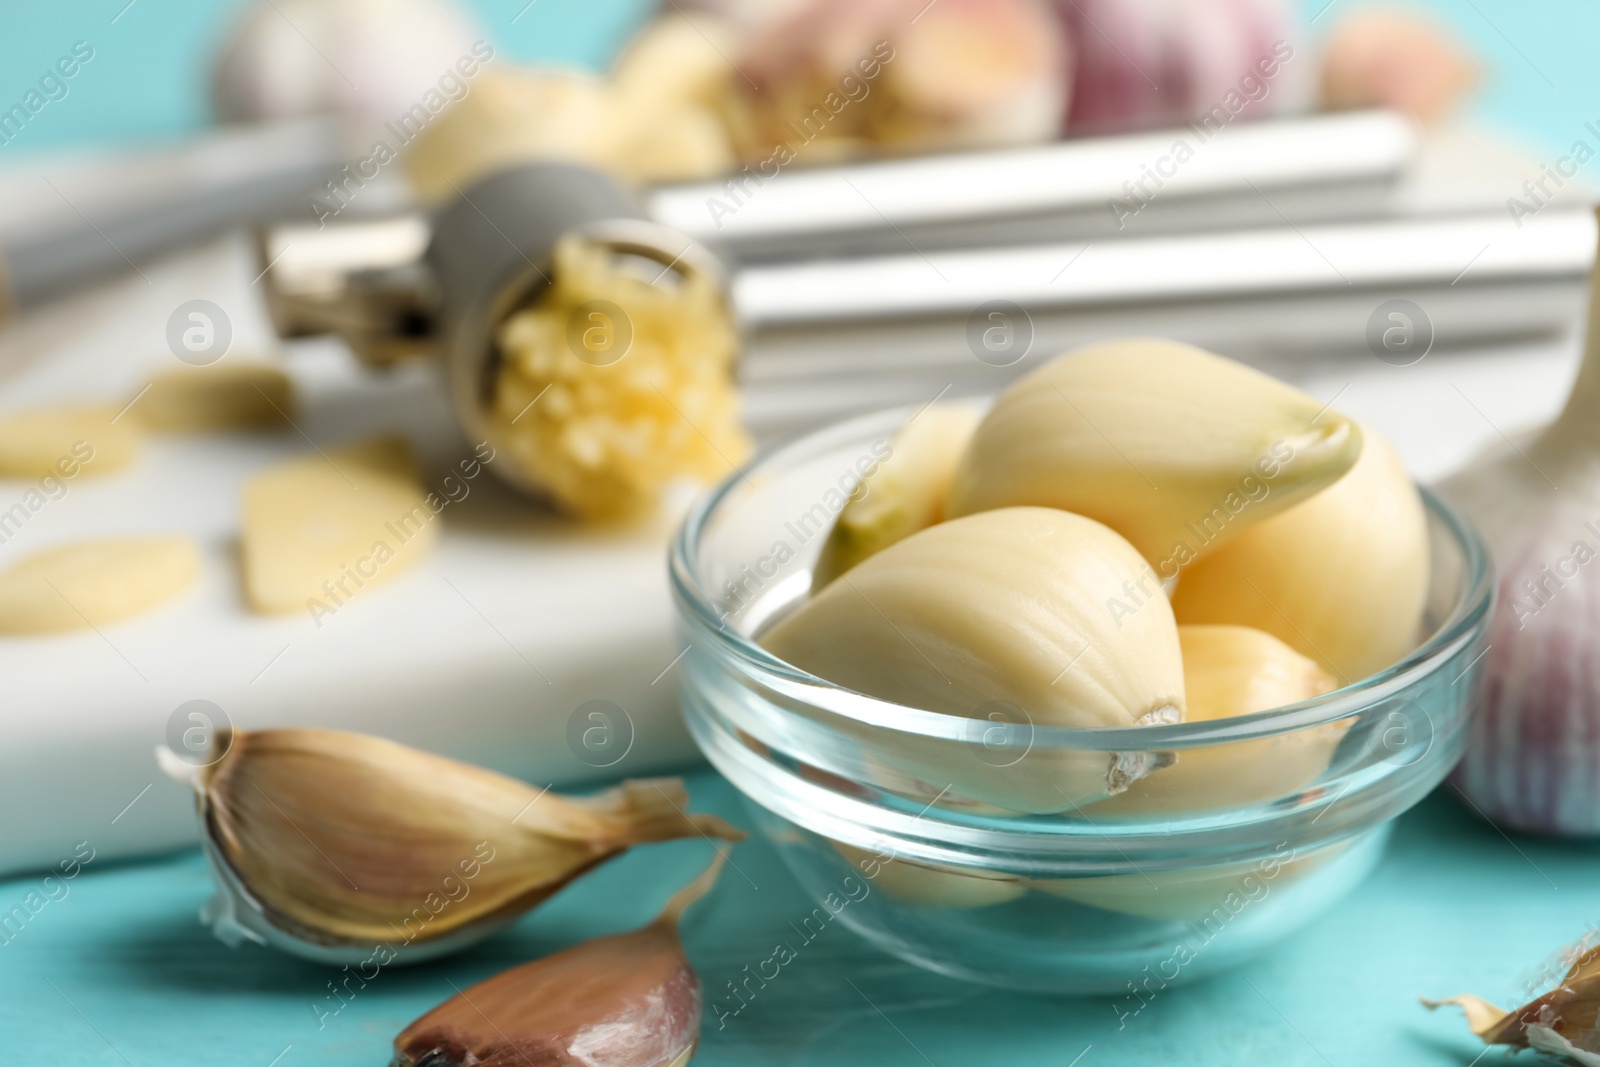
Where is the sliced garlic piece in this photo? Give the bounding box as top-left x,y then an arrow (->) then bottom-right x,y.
1173,424 -> 1428,682
813,404 -> 980,588
240,437 -> 438,614
135,362 -> 294,432
0,403 -> 139,478
1089,625 -> 1342,815
833,841 -> 1024,909
189,728 -> 742,954
947,340 -> 1362,569
761,506 -> 1185,812
0,537 -> 198,635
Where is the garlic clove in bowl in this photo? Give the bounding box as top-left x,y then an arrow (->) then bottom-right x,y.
811,403 -> 981,589
1088,624 -> 1343,816
1173,423 -> 1430,683
761,506 -> 1186,813
946,339 -> 1363,570
159,728 -> 742,964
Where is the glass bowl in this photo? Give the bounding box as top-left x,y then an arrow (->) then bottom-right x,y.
669,404 -> 1492,993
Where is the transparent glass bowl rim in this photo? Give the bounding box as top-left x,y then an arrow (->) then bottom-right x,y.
670,403 -> 1495,754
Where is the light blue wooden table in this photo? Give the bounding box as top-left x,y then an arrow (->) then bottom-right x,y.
3,1 -> 1598,1064
1,770 -> 1595,1066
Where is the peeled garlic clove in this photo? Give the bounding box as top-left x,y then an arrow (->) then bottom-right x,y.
1090,625 -> 1341,815
1029,840 -> 1344,922
0,537 -> 199,635
492,235 -> 747,521
833,841 -> 1024,909
393,853 -> 725,1067
240,436 -> 438,614
812,404 -> 980,588
762,506 -> 1185,811
947,340 -> 1362,570
135,362 -> 293,432
169,727 -> 741,961
0,403 -> 139,478
1173,424 -> 1428,683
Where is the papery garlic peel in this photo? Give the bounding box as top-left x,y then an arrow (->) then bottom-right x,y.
947,339 -> 1362,573
812,404 -> 980,589
393,852 -> 726,1067
192,728 -> 742,948
1174,423 -> 1429,684
492,234 -> 747,521
1090,624 -> 1341,815
1425,941 -> 1600,1063
1437,211 -> 1600,835
761,506 -> 1185,812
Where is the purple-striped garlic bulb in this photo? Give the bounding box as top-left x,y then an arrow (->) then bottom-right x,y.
1436,208 -> 1600,835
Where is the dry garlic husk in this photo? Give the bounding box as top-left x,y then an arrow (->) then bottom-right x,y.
168,728 -> 741,961
394,853 -> 725,1067
761,506 -> 1185,813
1174,424 -> 1429,683
1436,208 -> 1600,835
833,841 -> 1024,909
492,235 -> 748,521
812,404 -> 980,589
947,340 -> 1362,569
1426,941 -> 1600,1065
1089,625 -> 1342,815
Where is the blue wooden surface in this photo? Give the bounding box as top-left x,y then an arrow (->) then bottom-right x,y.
2,769 -> 1596,1066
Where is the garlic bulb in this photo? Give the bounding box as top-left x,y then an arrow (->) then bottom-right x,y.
1173,423 -> 1429,683
168,728 -> 741,958
394,853 -> 725,1067
1437,216 -> 1600,835
1320,7 -> 1477,125
722,0 -> 1067,161
1090,625 -> 1340,815
812,404 -> 980,588
947,340 -> 1363,571
211,0 -> 482,136
761,506 -> 1185,812
1050,0 -> 1296,135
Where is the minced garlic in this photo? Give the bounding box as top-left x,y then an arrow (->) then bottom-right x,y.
492,235 -> 746,521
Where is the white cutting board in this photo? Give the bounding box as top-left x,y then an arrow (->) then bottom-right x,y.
0,233 -> 703,877
0,226 -> 1587,877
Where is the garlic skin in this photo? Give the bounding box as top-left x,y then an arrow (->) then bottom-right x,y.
394,854 -> 724,1067
1173,423 -> 1429,684
1090,625 -> 1340,815
1320,7 -> 1477,125
947,340 -> 1363,571
761,506 -> 1185,812
812,404 -> 980,589
211,0 -> 482,136
1434,208 -> 1600,837
177,728 -> 741,956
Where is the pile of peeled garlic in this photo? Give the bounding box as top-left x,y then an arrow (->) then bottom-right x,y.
763,339 -> 1431,822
